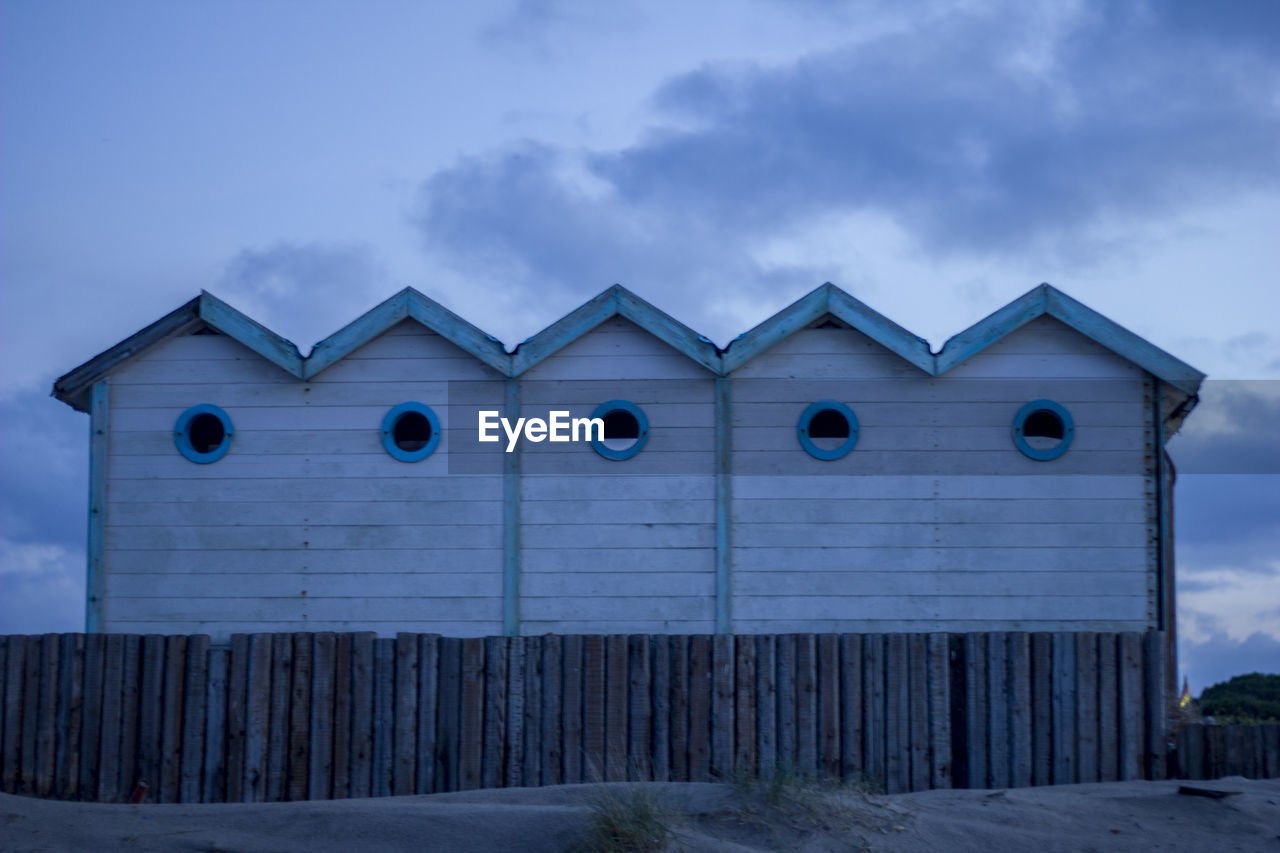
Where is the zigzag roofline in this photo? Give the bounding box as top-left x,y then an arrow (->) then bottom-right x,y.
53,282 -> 1205,422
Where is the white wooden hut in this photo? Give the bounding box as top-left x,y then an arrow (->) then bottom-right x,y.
53,283 -> 1203,645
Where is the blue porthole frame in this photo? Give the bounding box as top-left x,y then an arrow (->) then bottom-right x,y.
1012,399 -> 1075,461
381,402 -> 442,462
174,404 -> 234,464
797,400 -> 860,461
590,399 -> 649,461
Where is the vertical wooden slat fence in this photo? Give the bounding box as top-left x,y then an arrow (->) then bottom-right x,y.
0,630 -> 1273,804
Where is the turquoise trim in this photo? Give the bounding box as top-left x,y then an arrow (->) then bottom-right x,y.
86,379 -> 108,632
590,399 -> 649,461
381,402 -> 442,462
503,378 -> 521,636
935,283 -> 1205,398
797,400 -> 860,461
306,288 -> 511,379
1011,399 -> 1074,461
175,404 -> 234,463
722,283 -> 934,375
714,377 -> 733,633
512,284 -> 721,376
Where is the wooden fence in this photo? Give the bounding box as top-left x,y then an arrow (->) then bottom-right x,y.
1174,723 -> 1280,781
0,630 -> 1210,804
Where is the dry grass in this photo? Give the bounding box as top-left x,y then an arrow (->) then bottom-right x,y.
566,787 -> 674,853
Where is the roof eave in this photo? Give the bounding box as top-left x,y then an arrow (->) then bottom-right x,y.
512,285 -> 721,376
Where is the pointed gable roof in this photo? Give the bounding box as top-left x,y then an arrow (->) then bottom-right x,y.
53,291 -> 305,412
303,287 -> 511,379
511,284 -> 721,376
721,283 -> 935,374
935,283 -> 1206,396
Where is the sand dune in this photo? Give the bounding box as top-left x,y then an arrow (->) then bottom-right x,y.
3,777 -> 1277,852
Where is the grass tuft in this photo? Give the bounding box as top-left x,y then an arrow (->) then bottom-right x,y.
567,786 -> 674,853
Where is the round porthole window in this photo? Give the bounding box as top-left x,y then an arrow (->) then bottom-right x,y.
797,400 -> 859,461
590,399 -> 649,461
175,404 -> 233,463
1012,399 -> 1074,461
381,402 -> 441,462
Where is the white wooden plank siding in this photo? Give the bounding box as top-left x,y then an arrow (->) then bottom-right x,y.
730,316 -> 1154,634
519,318 -> 717,634
104,322 -> 505,641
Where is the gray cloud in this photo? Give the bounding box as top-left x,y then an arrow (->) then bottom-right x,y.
217,241 -> 390,351
1180,631 -> 1280,693
415,2 -> 1280,308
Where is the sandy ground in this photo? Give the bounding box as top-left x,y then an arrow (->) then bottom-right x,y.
2,777 -> 1277,852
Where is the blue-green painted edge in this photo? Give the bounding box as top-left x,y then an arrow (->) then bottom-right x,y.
86,379 -> 108,632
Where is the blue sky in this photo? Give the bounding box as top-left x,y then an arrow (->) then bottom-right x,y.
1,0 -> 1276,691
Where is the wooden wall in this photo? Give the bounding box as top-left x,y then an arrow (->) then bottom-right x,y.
0,631 -> 1219,805
105,321 -> 507,639
97,312 -> 1162,639
518,317 -> 717,634
730,316 -> 1155,634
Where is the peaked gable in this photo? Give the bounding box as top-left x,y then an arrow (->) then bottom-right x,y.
935,284 -> 1205,396
511,284 -> 721,376
722,283 -> 934,374
52,291 -> 304,412
303,287 -> 511,379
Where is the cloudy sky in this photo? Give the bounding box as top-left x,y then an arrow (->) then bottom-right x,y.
2,0 -> 1276,691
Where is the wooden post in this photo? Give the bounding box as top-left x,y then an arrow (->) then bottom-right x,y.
628,635 -> 652,781
669,635 -> 689,782
1051,632 -> 1076,785
203,647 -> 228,803
986,632 -> 1008,790
775,633 -> 796,773
649,635 -> 670,783
1143,632 -> 1167,780
35,634 -> 59,798
1096,634 -> 1119,782
417,634 -> 440,794
862,634 -> 885,789
506,637 -> 526,788
371,637 -> 395,796
266,634 -> 292,802
540,635 -> 563,787
964,633 -> 987,789
885,633 -> 909,793
55,634 -> 83,800
734,634 -> 757,779
688,635 -> 712,782
1118,633 -> 1143,781
137,634 -> 165,802
99,634 -> 126,803
907,633 -> 930,792
349,632 -> 375,798
1,635 -> 23,794
1074,633 -> 1099,783
605,634 -> 627,782
119,635 -> 142,800
818,634 -> 840,780
560,635 -> 582,784
394,633 -> 419,796
434,636 -> 460,793
483,636 -> 508,789
243,634 -> 271,802
1030,633 -> 1052,786
756,635 -> 777,776
1006,633 -> 1030,789
458,637 -> 485,790
180,635 -> 209,803
840,634 -> 862,784
310,632 -> 336,800
711,633 -> 735,781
